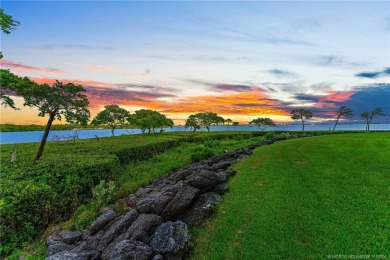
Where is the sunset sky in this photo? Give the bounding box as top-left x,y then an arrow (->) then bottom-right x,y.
1,1 -> 389,125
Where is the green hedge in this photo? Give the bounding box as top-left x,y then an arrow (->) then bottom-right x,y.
0,131 -> 262,255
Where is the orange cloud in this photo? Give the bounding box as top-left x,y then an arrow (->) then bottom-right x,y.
29,77 -> 111,87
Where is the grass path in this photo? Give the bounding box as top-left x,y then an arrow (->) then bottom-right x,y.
192,133 -> 390,259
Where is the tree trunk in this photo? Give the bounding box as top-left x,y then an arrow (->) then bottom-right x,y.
301,118 -> 305,131
207,126 -> 210,132
111,127 -> 115,136
35,113 -> 55,161
333,115 -> 341,131
367,118 -> 372,131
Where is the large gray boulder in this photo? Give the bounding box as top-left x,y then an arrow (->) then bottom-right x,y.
46,242 -> 74,257
59,231 -> 82,245
180,192 -> 222,226
148,221 -> 190,260
46,250 -> 100,260
121,213 -> 163,241
98,209 -> 139,251
183,170 -> 218,189
103,240 -> 153,260
89,209 -> 116,234
136,195 -> 172,215
161,185 -> 199,220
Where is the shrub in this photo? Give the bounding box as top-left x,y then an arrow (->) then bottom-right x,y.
264,131 -> 276,139
190,146 -> 215,162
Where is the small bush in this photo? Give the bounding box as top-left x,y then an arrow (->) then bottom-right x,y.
264,131 -> 276,139
203,138 -> 221,148
190,146 -> 215,162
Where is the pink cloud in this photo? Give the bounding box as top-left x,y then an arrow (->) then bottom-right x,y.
0,59 -> 64,74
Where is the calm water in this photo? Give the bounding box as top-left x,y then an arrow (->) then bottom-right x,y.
1,124 -> 389,145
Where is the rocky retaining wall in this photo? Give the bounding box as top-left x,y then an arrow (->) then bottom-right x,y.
46,139 -> 276,260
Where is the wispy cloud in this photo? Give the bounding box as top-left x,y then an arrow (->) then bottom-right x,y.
37,44 -> 115,51
148,54 -> 251,63
186,79 -> 252,92
135,69 -> 151,77
267,68 -> 299,78
316,55 -> 367,67
355,67 -> 390,79
1,60 -> 64,74
85,65 -> 122,72
292,18 -> 322,32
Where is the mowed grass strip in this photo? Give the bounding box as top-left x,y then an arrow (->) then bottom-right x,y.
192,133 -> 390,259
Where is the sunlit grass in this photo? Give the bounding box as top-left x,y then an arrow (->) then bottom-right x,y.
192,133 -> 390,259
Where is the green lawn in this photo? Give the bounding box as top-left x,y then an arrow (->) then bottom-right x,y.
192,133 -> 390,259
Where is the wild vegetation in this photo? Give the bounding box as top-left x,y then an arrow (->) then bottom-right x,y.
0,131 -> 264,257
192,133 -> 390,259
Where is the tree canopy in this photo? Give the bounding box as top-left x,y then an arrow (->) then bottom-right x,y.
333,105 -> 352,130
291,108 -> 313,131
360,107 -> 385,131
0,8 -> 20,35
184,114 -> 202,133
21,81 -> 90,160
127,109 -> 174,133
0,69 -> 34,109
91,105 -> 130,136
185,112 -> 225,132
250,117 -> 276,131
0,9 -> 22,106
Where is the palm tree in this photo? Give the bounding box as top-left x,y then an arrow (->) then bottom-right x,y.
360,107 -> 385,131
333,106 -> 352,130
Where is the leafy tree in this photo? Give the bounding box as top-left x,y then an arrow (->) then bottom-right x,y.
0,69 -> 33,109
333,105 -> 352,130
360,107 -> 385,131
225,118 -> 233,126
291,108 -> 313,131
91,105 -> 129,136
233,122 -> 239,129
0,8 -> 20,35
195,112 -> 225,132
1,9 -> 22,106
250,117 -> 276,131
127,109 -> 173,133
21,80 -> 90,160
185,114 -> 201,133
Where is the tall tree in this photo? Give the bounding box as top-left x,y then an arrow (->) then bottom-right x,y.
184,114 -> 201,133
360,107 -> 385,131
21,81 -> 90,160
194,112 -> 224,132
250,117 -> 276,131
92,105 -> 129,136
333,105 -> 353,130
232,122 -> 239,129
291,108 -> 313,131
127,109 -> 173,133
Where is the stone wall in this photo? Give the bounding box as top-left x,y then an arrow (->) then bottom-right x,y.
46,139 -> 276,260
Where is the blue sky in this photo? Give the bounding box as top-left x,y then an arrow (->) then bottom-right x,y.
1,1 -> 389,124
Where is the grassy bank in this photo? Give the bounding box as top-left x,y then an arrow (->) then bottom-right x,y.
192,133 -> 390,259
